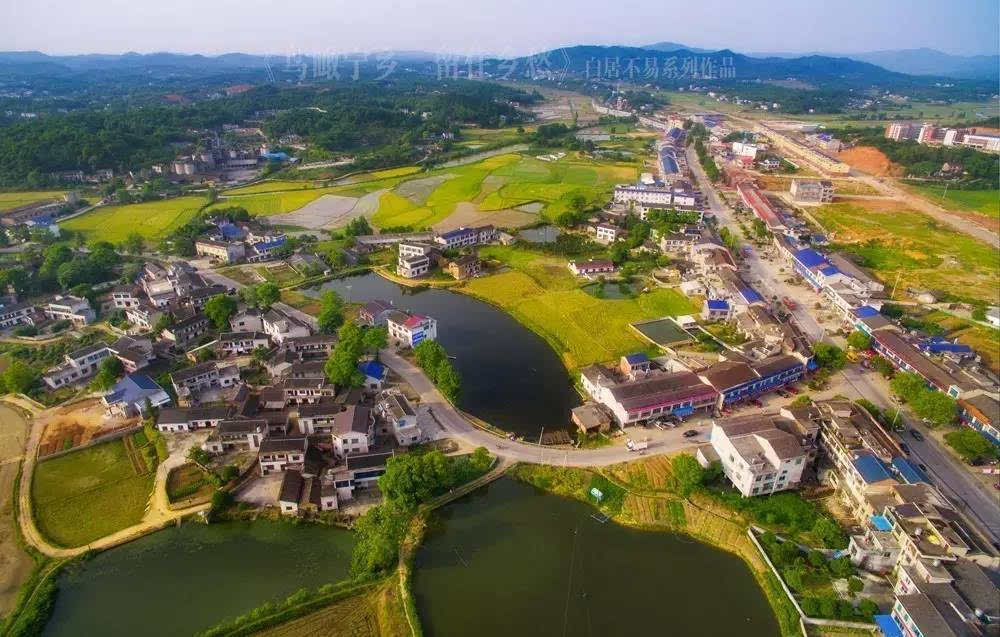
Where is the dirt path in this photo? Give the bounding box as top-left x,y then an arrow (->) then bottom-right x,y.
0,403 -> 32,616
15,400 -> 211,559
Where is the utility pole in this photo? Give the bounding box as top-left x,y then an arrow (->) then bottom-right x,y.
890,271 -> 902,300
538,427 -> 544,462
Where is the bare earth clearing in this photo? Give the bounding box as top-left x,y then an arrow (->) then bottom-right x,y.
266,194 -> 359,229
431,201 -> 539,233
837,146 -> 900,177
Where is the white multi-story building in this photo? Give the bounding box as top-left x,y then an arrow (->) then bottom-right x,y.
331,405 -> 375,457
42,295 -> 96,325
702,415 -> 813,497
397,254 -> 431,278
613,184 -> 673,207
386,311 -> 437,347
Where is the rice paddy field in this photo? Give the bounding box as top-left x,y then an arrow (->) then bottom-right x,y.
0,191 -> 66,211
60,196 -> 206,242
463,246 -> 697,369
811,200 -> 999,303
60,151 -> 638,237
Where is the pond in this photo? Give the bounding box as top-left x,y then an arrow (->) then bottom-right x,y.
412,478 -> 779,637
581,281 -> 635,300
306,272 -> 580,437
44,521 -> 355,637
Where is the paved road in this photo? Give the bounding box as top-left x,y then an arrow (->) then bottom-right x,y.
834,366 -> 1000,543
381,350 -> 704,467
684,143 -> 1000,543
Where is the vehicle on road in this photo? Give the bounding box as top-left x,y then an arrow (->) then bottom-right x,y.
626,438 -> 649,452
782,297 -> 798,310
899,442 -> 911,455
683,430 -> 699,438
909,428 -> 925,442
918,463 -> 928,472
786,386 -> 799,395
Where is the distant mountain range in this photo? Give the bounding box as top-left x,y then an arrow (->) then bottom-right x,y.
644,42 -> 998,80
495,44 -> 909,86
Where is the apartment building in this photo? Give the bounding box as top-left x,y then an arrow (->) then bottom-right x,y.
580,365 -> 719,426
702,414 -> 816,497
331,405 -> 375,457
789,179 -> 834,204
170,361 -> 240,401
195,239 -> 246,264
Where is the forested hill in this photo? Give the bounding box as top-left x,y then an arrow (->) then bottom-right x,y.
0,79 -> 536,188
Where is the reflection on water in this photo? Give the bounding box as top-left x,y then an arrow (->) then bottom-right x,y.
307,272 -> 579,437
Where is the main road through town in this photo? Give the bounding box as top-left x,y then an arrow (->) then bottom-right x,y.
685,143 -> 1000,543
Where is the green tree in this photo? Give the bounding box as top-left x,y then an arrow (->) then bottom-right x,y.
121,232 -> 145,255
316,290 -> 345,334
324,322 -> 364,387
828,556 -> 854,578
913,390 -> 957,426
0,360 -> 40,394
857,599 -> 878,621
845,330 -> 871,350
871,355 -> 896,378
362,327 -> 388,357
255,282 -> 280,309
891,372 -> 927,402
349,502 -> 408,577
944,428 -> 997,463
203,294 -> 237,329
669,454 -> 704,497
812,343 -> 846,370
435,358 -> 462,402
378,450 -> 458,509
91,356 -> 124,391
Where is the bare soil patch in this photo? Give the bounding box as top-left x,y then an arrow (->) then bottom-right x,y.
432,201 -> 539,233
268,194 -> 359,230
838,146 -> 901,177
36,398 -> 137,457
396,175 -> 453,205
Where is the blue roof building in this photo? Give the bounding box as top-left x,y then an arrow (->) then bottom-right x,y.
738,287 -> 764,305
794,248 -> 827,269
917,337 -> 973,356
624,353 -> 649,365
852,453 -> 894,484
102,373 -> 171,417
854,305 -> 880,319
357,361 -> 387,389
707,299 -> 729,311
891,457 -> 928,484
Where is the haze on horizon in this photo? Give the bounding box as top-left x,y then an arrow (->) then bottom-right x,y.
2,0 -> 998,58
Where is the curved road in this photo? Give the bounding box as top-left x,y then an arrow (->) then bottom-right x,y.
380,350 -> 699,467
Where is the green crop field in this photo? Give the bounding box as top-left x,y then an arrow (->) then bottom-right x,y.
0,191 -> 66,212
464,246 -> 697,369
32,439 -> 154,547
812,201 -> 999,303
223,180 -> 330,195
60,196 -> 206,242
905,184 -> 999,219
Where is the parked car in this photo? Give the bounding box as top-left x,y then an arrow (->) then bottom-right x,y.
786,386 -> 799,395
751,398 -> 764,408
899,442 -> 911,455
683,429 -> 699,438
918,463 -> 928,472
909,428 -> 924,442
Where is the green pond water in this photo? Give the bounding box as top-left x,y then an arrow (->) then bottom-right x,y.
412,478 -> 780,637
43,520 -> 355,637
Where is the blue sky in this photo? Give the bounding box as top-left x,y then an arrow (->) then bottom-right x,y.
2,0 -> 997,56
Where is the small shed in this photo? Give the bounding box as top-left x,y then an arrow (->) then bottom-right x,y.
571,403 -> 611,434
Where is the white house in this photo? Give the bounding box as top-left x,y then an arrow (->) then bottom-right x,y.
703,417 -> 811,497
386,311 -> 437,348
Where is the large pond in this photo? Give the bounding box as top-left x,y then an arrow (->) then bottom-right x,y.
412,478 -> 779,637
44,521 -> 355,637
306,272 -> 580,437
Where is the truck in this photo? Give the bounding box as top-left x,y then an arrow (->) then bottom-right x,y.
626,438 -> 649,452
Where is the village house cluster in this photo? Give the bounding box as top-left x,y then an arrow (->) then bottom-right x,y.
393,225 -> 497,280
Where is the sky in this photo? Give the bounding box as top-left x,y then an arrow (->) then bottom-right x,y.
2,0 -> 998,57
